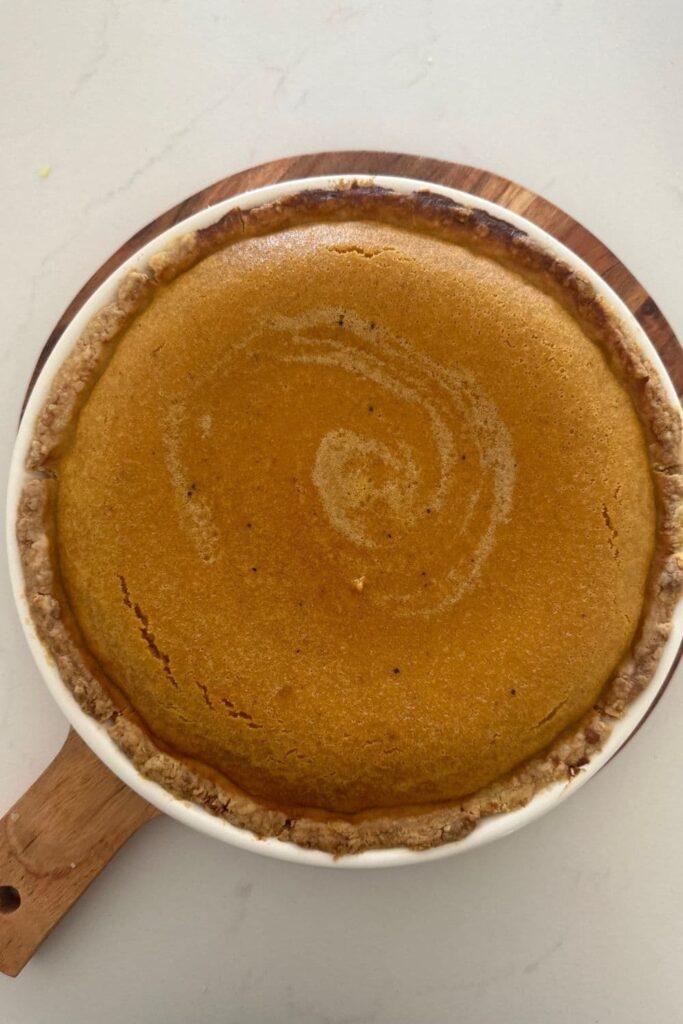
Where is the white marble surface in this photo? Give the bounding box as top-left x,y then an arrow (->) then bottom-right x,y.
1,1 -> 682,1020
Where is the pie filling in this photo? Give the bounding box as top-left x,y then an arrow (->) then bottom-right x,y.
18,190 -> 682,852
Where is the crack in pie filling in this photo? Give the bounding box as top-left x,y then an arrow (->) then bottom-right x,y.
18,188 -> 683,854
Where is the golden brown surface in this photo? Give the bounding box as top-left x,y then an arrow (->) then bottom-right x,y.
54,219 -> 655,815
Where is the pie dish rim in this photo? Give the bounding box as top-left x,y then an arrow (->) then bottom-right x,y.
8,173 -> 683,866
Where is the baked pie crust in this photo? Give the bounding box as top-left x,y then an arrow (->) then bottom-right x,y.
17,186 -> 683,854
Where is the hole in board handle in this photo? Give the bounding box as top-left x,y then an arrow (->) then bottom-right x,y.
0,886 -> 21,914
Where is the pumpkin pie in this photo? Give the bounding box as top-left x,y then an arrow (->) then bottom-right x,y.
17,186 -> 683,854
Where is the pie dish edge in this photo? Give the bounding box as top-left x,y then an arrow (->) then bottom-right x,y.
16,185 -> 683,855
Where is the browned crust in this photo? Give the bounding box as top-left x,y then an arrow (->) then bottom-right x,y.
17,185 -> 683,856
27,269 -> 155,470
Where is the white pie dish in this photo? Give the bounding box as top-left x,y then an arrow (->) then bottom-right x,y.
7,173 -> 683,868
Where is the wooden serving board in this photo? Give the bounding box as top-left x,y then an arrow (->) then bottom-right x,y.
3,151 -> 681,978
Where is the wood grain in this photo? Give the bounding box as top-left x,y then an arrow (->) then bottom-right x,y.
7,151 -> 681,976
0,729 -> 158,976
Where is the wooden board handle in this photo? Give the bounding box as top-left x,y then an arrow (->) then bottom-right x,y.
0,728 -> 159,977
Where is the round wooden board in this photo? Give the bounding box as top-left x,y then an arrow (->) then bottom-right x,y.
26,150 -> 682,402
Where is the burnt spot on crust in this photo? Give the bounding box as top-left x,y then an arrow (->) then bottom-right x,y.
413,188 -> 465,212
467,207 -> 527,244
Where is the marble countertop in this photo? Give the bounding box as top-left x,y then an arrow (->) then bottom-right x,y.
1,1 -> 682,1021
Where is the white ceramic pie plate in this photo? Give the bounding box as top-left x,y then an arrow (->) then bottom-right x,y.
6,174 -> 683,868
